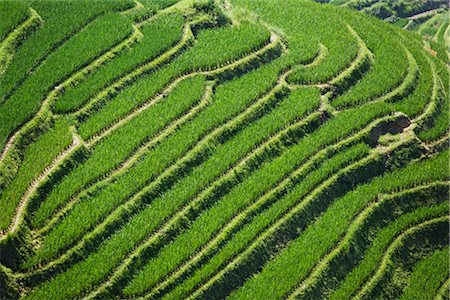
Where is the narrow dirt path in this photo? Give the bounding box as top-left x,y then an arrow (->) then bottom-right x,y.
36,83 -> 214,236
0,25 -> 141,163
286,182 -> 448,299
409,9 -> 440,20
16,33 -> 282,279
354,216 -> 449,300
0,132 -> 82,241
0,8 -> 42,75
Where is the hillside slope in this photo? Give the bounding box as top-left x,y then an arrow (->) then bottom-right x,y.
315,0 -> 449,60
0,0 -> 448,299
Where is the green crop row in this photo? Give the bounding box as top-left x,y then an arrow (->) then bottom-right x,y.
0,12 -> 133,152
0,119 -> 72,231
286,17 -> 359,84
435,279 -> 450,300
124,0 -> 181,23
23,86 -> 321,299
400,248 -> 449,300
332,15 -> 412,108
434,19 -> 449,45
391,35 -> 436,121
29,76 -> 205,231
53,13 -> 184,113
356,216 -> 449,300
164,117 -> 412,299
125,142 -> 370,297
0,0 -> 133,107
97,100 -> 410,299
227,148 -> 449,300
417,13 -> 444,37
0,8 -> 43,76
86,90 -> 323,298
1,0 -> 448,299
27,51 -> 291,267
135,107 -> 421,298
189,133 -> 417,299
331,207 -> 448,299
162,145 -> 370,299
0,1 -> 29,42
76,21 -> 271,139
230,0 -> 354,77
288,182 -> 449,299
417,53 -> 449,141
26,65 -> 287,267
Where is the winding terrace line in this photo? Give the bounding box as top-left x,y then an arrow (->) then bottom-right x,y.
434,278 -> 450,300
71,22 -> 193,120
186,122 -> 417,299
120,0 -> 144,16
0,8 -> 42,75
141,115 -> 366,299
0,24 -> 144,239
353,215 -> 449,300
33,32 -> 281,235
37,69 -> 292,295
85,112 -> 326,299
19,35 -> 284,278
0,7 -> 130,107
362,46 -> 419,108
73,46 -> 333,297
0,129 -> 82,241
35,82 -> 215,237
286,182 -> 449,299
130,35 -> 428,297
329,25 -> 374,88
288,24 -> 373,95
85,32 -> 281,146
0,24 -> 142,163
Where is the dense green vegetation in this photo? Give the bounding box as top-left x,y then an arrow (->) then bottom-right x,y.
0,0 -> 448,299
316,0 -> 449,62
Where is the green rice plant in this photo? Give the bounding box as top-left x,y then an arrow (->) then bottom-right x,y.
392,35 -> 434,118
399,249 -> 449,300
188,133 -> 420,299
23,87 -> 321,299
129,105 -> 419,298
0,1 -> 29,41
0,0 -> 133,102
0,8 -> 43,75
215,150 -> 450,300
29,76 -> 206,230
53,13 -> 184,113
0,0 -> 448,298
356,217 -> 449,300
125,142 -> 369,297
392,18 -> 409,28
0,119 -> 72,231
332,16 -> 412,108
25,65 -> 287,267
435,278 -> 450,300
162,146 -> 370,299
434,19 -> 449,45
417,13 -> 446,38
76,21 -> 271,139
28,58 -> 285,244
416,56 -> 449,141
0,12 -> 133,151
287,24 -> 359,85
124,0 -> 181,22
287,182 -> 449,299
331,205 -> 449,300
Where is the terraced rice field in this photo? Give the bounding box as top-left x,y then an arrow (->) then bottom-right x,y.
0,0 -> 448,299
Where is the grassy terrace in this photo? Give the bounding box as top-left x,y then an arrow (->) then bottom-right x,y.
0,0 -> 448,299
